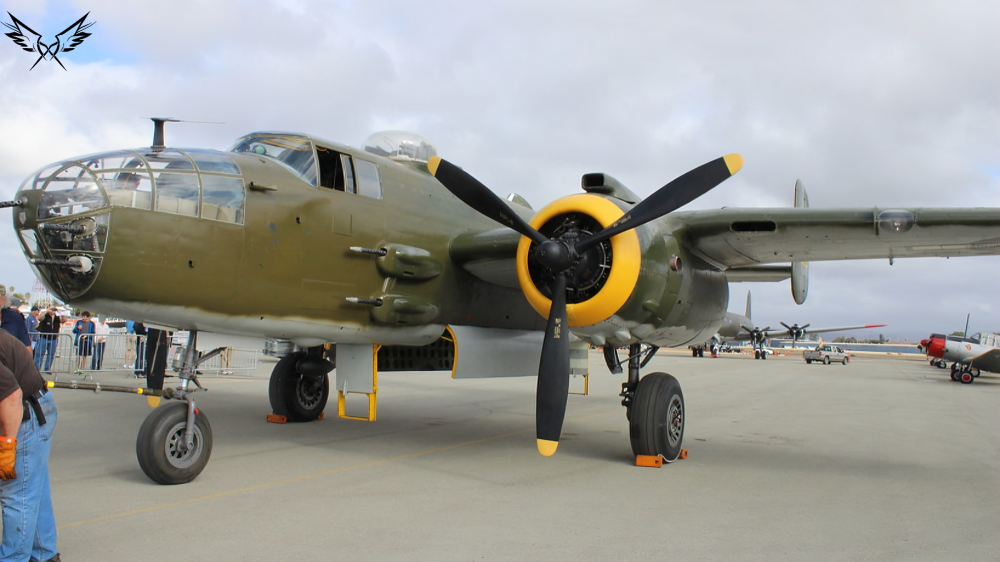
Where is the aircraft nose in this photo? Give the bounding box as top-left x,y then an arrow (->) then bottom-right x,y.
10,158 -> 112,301
926,338 -> 946,359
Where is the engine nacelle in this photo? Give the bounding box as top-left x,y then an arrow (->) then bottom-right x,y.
514,193 -> 727,348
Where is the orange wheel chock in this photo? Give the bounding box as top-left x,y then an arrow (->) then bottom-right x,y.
635,455 -> 663,467
266,414 -> 288,424
636,449 -> 689,467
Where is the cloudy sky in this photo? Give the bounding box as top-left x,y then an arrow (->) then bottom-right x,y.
1,0 -> 997,342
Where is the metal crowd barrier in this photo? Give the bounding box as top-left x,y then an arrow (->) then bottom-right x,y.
32,331 -> 259,378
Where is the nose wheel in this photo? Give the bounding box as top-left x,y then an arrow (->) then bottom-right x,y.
136,400 -> 213,485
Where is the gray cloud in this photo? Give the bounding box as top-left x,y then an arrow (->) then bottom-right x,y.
0,0 -> 996,341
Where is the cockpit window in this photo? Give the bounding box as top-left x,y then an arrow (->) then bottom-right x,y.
230,134 -> 317,186
187,150 -> 241,175
142,149 -> 195,171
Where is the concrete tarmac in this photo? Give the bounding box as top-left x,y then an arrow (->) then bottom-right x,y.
40,350 -> 1000,561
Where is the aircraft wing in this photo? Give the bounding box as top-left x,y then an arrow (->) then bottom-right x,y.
668,207 -> 1000,269
762,324 -> 886,338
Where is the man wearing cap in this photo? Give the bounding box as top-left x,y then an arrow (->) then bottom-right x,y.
25,307 -> 40,349
0,286 -> 30,352
0,328 -> 59,562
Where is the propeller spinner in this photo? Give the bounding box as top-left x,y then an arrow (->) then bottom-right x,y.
428,153 -> 742,456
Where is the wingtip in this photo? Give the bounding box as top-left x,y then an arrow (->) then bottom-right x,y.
537,439 -> 559,457
723,153 -> 744,175
427,156 -> 441,176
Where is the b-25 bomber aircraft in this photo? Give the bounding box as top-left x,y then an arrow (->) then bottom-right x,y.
5,124 -> 1000,485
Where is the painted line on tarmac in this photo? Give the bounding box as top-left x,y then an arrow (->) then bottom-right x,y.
58,408 -> 625,530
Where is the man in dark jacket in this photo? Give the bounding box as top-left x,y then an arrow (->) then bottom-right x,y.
34,307 -> 62,373
0,286 -> 30,351
0,328 -> 59,562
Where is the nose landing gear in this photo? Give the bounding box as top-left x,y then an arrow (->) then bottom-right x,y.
135,331 -> 224,485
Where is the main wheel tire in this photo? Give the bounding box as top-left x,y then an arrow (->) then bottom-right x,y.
823,356 -> 831,365
960,370 -> 975,384
761,350 -> 768,360
754,350 -> 760,360
950,370 -> 960,381
629,372 -> 684,461
136,402 -> 212,485
269,352 -> 330,422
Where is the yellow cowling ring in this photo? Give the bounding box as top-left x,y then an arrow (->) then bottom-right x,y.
516,194 -> 641,327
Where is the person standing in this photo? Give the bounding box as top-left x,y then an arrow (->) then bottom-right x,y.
25,307 -> 39,349
132,322 -> 147,378
0,328 -> 60,562
90,318 -> 109,371
124,320 -> 137,369
144,328 -> 171,391
0,287 -> 30,352
71,312 -> 95,375
34,308 -> 61,374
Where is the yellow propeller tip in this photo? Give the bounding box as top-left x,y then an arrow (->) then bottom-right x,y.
427,156 -> 441,176
537,439 -> 559,457
723,153 -> 743,175
146,396 -> 161,408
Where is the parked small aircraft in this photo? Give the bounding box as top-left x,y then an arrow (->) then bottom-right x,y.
5,123 -> 1000,484
693,291 -> 885,359
919,333 -> 1000,383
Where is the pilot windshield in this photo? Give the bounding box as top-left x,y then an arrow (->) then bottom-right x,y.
230,134 -> 317,186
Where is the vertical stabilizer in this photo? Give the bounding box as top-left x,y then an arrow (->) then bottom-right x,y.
791,180 -> 809,305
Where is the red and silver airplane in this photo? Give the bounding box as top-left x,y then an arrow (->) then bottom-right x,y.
919,333 -> 1000,384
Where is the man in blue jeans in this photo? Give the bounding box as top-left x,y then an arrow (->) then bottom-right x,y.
33,308 -> 60,374
0,328 -> 59,562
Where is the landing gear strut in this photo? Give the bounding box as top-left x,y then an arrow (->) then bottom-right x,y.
136,331 -> 219,485
613,343 -> 685,461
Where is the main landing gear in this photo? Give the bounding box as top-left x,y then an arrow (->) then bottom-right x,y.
608,344 -> 685,461
949,362 -> 979,384
268,348 -> 334,422
136,331 -> 221,485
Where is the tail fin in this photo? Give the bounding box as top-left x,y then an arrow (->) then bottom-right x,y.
791,180 -> 809,305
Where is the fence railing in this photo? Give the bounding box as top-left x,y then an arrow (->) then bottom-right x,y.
31,332 -> 259,377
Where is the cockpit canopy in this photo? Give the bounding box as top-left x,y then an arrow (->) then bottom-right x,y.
362,131 -> 437,163
230,133 -> 319,186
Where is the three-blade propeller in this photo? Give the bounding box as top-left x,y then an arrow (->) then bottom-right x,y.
428,153 -> 742,455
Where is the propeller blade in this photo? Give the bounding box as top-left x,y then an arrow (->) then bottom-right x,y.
428,156 -> 547,245
780,321 -> 791,330
577,154 -> 743,252
536,273 -> 570,456
801,324 -> 811,331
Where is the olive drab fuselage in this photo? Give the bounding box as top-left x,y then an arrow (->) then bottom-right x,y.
11,131 -> 728,350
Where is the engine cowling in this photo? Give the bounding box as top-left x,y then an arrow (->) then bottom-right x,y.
515,193 -> 727,347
